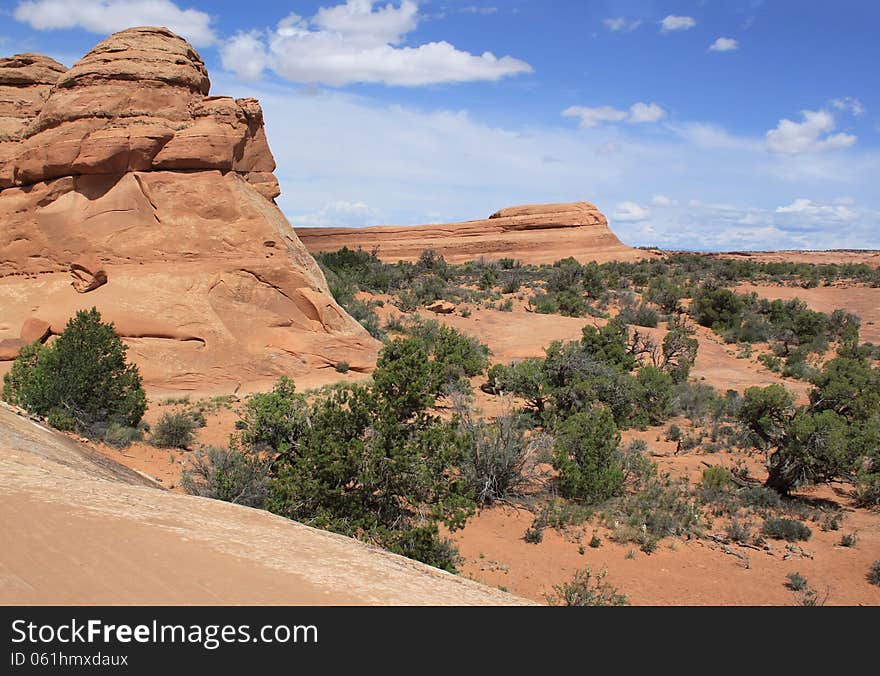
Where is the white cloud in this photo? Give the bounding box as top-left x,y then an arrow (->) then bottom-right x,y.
220,1 -> 532,86
651,194 -> 677,207
660,15 -> 696,32
613,202 -> 650,222
294,200 -> 379,227
628,102 -> 666,124
709,37 -> 739,52
830,97 -> 866,117
775,198 -> 857,223
563,102 -> 666,128
603,17 -> 641,32
213,73 -> 880,252
13,0 -> 217,46
765,109 -> 856,154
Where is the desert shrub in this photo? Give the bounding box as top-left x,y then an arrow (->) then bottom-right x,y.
152,411 -> 203,449
553,407 -> 624,504
2,308 -> 146,430
266,341 -> 474,571
645,277 -> 683,314
786,572 -> 808,592
762,518 -> 812,542
531,292 -> 559,315
854,473 -> 880,508
738,486 -> 783,510
236,377 -> 308,455
606,472 -> 702,551
738,384 -> 795,449
623,304 -> 659,328
869,561 -> 880,586
102,422 -> 143,448
666,424 -> 682,442
700,466 -> 733,500
673,382 -> 720,422
766,410 -> 854,494
393,318 -> 490,394
335,361 -> 350,373
524,524 -> 544,544
457,412 -> 539,506
633,366 -> 675,425
182,445 -> 272,508
534,499 -> 593,530
840,533 -> 857,547
691,285 -> 743,332
343,297 -> 385,340
548,568 -> 629,606
726,518 -> 753,544
555,290 -> 588,317
46,408 -> 77,432
487,359 -> 550,413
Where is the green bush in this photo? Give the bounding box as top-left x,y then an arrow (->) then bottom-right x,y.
2,308 -> 146,431
335,361 -> 350,374
548,568 -> 629,606
762,518 -> 812,542
152,411 -> 203,449
457,413 -> 537,506
786,572 -> 808,591
102,422 -> 144,448
739,486 -> 782,510
236,377 -> 308,455
182,445 -> 272,508
265,341 -> 474,571
701,466 -> 732,493
553,407 -> 624,504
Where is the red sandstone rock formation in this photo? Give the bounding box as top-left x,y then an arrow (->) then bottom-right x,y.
0,27 -> 378,392
296,202 -> 648,265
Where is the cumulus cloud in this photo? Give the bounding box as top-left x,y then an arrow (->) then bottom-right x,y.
660,15 -> 696,32
775,198 -> 857,223
603,17 -> 641,32
613,202 -> 651,222
563,102 -> 666,128
220,1 -> 532,86
765,109 -> 856,154
709,37 -> 739,52
213,72 -> 880,252
13,0 -> 217,46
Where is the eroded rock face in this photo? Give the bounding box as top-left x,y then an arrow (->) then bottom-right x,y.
0,27 -> 378,390
1,27 -> 279,199
297,201 -> 647,265
0,53 -> 66,184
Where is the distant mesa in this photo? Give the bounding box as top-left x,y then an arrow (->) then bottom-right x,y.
0,27 -> 379,391
296,201 -> 649,265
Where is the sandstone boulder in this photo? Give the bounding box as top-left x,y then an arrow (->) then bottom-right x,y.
20,318 -> 51,344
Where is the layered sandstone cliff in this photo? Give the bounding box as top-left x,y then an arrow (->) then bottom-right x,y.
296,202 -> 647,264
0,27 -> 378,392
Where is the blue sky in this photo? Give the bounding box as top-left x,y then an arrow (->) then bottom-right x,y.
2,0 -> 879,250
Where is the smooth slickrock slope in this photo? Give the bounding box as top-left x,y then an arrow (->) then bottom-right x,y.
0,27 -> 378,393
297,202 -> 649,264
0,405 -> 532,605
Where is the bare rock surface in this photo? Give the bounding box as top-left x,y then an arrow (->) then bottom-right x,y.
0,405 -> 532,605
